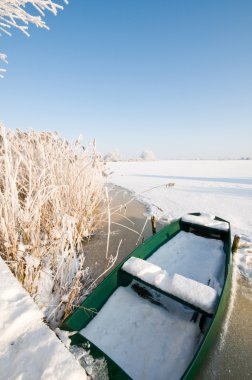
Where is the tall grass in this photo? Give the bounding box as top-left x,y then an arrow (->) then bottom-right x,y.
0,124 -> 106,327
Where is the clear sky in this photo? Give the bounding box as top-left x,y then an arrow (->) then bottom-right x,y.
0,0 -> 252,159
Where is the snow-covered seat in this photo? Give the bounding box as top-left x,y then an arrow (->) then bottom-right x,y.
121,257 -> 218,315
181,213 -> 229,232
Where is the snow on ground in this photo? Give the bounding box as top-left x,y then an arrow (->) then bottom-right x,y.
108,160 -> 252,280
0,258 -> 87,380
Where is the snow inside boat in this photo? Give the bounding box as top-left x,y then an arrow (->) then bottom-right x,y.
62,213 -> 232,380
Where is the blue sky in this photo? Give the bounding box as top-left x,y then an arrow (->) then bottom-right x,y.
0,0 -> 252,159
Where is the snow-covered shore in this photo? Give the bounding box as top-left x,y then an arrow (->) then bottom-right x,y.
0,258 -> 87,380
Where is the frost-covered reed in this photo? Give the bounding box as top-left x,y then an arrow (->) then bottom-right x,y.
0,124 -> 106,327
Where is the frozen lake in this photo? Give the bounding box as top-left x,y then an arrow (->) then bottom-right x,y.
107,160 -> 252,379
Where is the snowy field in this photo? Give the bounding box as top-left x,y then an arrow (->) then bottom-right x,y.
108,160 -> 252,280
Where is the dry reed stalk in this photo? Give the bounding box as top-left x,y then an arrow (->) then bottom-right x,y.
0,123 -> 107,327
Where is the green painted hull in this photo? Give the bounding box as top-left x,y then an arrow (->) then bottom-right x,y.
62,214 -> 232,380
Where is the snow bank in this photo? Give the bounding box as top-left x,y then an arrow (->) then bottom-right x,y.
122,257 -> 218,313
0,258 -> 87,380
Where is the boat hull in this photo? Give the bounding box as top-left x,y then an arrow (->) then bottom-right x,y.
62,214 -> 232,380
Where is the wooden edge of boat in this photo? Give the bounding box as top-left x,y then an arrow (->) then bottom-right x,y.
180,216 -> 232,379
181,265 -> 232,380
61,213 -> 233,380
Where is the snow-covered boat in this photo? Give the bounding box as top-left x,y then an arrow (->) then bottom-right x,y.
62,213 -> 232,380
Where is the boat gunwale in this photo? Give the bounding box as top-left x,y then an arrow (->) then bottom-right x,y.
180,216 -> 232,380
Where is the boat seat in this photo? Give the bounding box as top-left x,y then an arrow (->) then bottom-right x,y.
121,257 -> 219,317
181,214 -> 229,232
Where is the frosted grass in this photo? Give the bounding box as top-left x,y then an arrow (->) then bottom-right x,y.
0,124 -> 106,326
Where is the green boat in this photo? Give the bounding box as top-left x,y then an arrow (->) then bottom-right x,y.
62,213 -> 232,380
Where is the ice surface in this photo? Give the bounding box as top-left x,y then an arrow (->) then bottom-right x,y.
109,160 -> 252,280
108,160 -> 252,235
